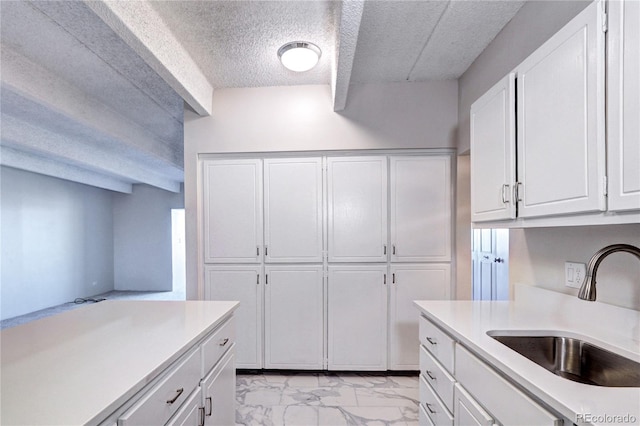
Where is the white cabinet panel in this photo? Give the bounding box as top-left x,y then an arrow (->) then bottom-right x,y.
327,157 -> 388,263
327,265 -> 388,370
516,0 -> 605,218
453,384 -> 494,426
264,265 -> 324,369
389,264 -> 450,370
203,159 -> 263,263
470,73 -> 516,222
608,0 -> 640,212
390,156 -> 452,262
202,349 -> 235,426
264,158 -> 323,263
204,266 -> 262,369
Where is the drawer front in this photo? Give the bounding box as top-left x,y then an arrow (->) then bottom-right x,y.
202,317 -> 235,376
166,388 -> 203,426
419,375 -> 453,426
419,315 -> 455,373
455,344 -> 562,426
118,348 -> 201,426
420,345 -> 455,412
419,403 -> 436,426
453,383 -> 494,426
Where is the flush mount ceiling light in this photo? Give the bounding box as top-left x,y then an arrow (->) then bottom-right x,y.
277,41 -> 321,72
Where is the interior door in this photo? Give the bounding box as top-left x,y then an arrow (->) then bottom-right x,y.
390,156 -> 452,262
472,229 -> 508,300
264,265 -> 324,369
327,156 -> 388,263
204,265 -> 262,369
264,158 -> 323,263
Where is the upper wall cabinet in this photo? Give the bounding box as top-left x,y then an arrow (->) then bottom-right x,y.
470,73 -> 516,222
516,0 -> 605,218
203,159 -> 263,263
263,158 -> 323,263
327,156 -> 388,263
390,156 -> 452,262
608,0 -> 640,212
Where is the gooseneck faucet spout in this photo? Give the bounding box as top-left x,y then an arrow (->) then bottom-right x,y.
578,244 -> 640,301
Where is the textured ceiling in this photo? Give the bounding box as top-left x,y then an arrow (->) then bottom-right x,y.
0,0 -> 525,193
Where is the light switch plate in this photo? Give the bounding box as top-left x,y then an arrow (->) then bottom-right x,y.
565,262 -> 586,288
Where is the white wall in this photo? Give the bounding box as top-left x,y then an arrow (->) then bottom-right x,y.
458,0 -> 640,311
113,184 -> 184,291
184,81 -> 459,299
1,166 -> 114,319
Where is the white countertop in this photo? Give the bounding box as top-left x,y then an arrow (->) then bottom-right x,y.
414,285 -> 640,426
0,300 -> 238,426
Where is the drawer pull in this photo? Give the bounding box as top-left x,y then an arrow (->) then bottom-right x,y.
198,406 -> 205,426
426,370 -> 436,380
166,388 -> 184,404
426,337 -> 437,345
425,403 -> 436,414
206,396 -> 213,416
219,337 -> 230,347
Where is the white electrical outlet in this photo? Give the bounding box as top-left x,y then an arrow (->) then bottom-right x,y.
565,262 -> 586,288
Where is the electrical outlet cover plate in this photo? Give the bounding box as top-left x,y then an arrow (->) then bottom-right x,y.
565,262 -> 586,288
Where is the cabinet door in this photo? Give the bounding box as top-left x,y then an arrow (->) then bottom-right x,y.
264,158 -> 323,263
327,157 -> 387,262
203,159 -> 263,263
390,156 -> 452,262
453,384 -> 494,426
470,73 -> 516,222
608,0 -> 640,212
204,265 -> 262,369
202,349 -> 235,426
327,265 -> 387,370
264,265 -> 324,369
516,0 -> 606,218
389,264 -> 450,370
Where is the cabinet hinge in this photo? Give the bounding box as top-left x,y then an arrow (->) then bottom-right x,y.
603,176 -> 608,196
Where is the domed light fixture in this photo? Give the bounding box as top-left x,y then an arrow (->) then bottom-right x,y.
277,41 -> 321,72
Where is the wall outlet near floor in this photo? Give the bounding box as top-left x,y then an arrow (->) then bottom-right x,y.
565,262 -> 586,288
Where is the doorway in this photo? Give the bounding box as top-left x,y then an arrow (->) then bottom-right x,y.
472,229 -> 509,300
171,209 -> 186,295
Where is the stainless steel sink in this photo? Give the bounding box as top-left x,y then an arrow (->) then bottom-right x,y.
488,332 -> 640,387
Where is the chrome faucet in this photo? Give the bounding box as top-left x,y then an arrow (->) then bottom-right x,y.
578,244 -> 640,301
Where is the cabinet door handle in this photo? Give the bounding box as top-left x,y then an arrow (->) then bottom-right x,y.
256,246 -> 260,256
166,387 -> 184,404
199,406 -> 205,426
265,274 -> 268,285
257,274 -> 260,285
265,245 -> 268,256
219,337 -> 230,347
425,403 -> 436,414
383,274 -> 387,285
206,396 -> 213,416
501,184 -> 510,204
392,273 -> 396,284
426,370 -> 436,380
393,245 -> 396,255
426,337 -> 437,345
384,244 -> 387,255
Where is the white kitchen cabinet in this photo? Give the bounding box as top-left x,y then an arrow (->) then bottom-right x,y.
264,265 -> 324,369
453,384 -> 494,426
264,158 -> 324,263
327,156 -> 388,263
390,156 -> 452,262
516,0 -> 605,218
389,264 -> 450,370
201,349 -> 236,426
327,265 -> 388,370
608,0 -> 640,212
203,159 -> 263,263
470,73 -> 516,222
204,265 -> 262,369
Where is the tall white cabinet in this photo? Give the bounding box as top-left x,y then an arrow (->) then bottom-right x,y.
202,152 -> 453,371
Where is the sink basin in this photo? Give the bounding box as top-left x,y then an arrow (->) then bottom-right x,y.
488,332 -> 640,387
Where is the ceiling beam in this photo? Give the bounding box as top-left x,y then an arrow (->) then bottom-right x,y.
84,0 -> 213,116
1,146 -> 133,194
1,114 -> 181,193
332,0 -> 365,112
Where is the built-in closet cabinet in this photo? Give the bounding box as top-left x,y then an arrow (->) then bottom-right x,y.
327,265 -> 388,370
471,0 -> 615,225
608,0 -> 640,212
327,156 -> 388,263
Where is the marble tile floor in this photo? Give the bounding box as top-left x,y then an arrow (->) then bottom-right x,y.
0,289 -> 186,330
236,371 -> 420,426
